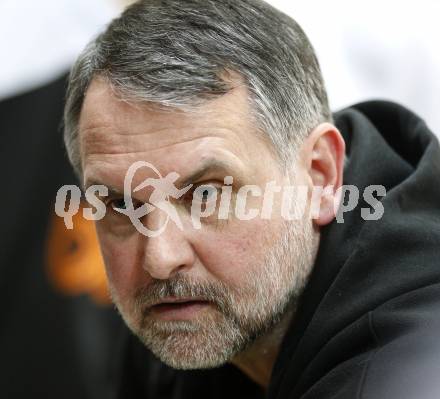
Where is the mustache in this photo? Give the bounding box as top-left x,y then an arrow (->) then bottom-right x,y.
133,274 -> 233,314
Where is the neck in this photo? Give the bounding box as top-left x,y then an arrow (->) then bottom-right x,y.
230,310 -> 294,389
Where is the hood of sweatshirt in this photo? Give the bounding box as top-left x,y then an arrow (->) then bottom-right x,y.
268,100 -> 440,399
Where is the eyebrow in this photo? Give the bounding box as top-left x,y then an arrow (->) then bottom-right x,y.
179,158 -> 238,187
84,181 -> 124,198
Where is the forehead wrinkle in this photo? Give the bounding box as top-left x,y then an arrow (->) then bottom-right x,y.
82,126 -> 247,158
80,96 -> 251,138
81,124 -> 192,138
80,86 -> 255,143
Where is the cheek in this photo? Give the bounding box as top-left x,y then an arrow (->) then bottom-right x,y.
95,225 -> 147,300
192,219 -> 271,286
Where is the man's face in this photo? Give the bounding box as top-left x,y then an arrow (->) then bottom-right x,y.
79,77 -> 318,369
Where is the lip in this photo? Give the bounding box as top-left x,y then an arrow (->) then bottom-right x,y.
152,297 -> 206,305
149,297 -> 211,321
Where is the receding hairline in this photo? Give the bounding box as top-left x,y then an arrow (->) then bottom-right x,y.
64,0 -> 332,178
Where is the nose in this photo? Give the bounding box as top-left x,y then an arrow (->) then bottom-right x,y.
141,207 -> 195,280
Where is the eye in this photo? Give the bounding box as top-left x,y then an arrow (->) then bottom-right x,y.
191,185 -> 219,204
106,198 -> 144,212
107,198 -> 127,212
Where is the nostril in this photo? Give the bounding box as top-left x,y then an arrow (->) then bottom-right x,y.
142,262 -> 190,281
168,264 -> 188,278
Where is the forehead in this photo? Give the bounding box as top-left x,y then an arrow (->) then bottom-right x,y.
79,77 -> 275,188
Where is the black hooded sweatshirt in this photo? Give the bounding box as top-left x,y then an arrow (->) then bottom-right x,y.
113,101 -> 440,399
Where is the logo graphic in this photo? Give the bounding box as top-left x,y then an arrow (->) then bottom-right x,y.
115,161 -> 193,237
54,161 -> 387,236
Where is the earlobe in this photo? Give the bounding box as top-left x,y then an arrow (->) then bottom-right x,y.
304,123 -> 345,226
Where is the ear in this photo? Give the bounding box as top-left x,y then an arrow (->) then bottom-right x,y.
301,123 -> 345,226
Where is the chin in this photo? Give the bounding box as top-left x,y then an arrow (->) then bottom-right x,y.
136,320 -> 248,370
146,331 -> 234,369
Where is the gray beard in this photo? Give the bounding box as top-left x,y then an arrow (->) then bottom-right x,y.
112,219 -> 317,369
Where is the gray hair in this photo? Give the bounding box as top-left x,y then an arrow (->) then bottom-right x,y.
64,0 -> 332,177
